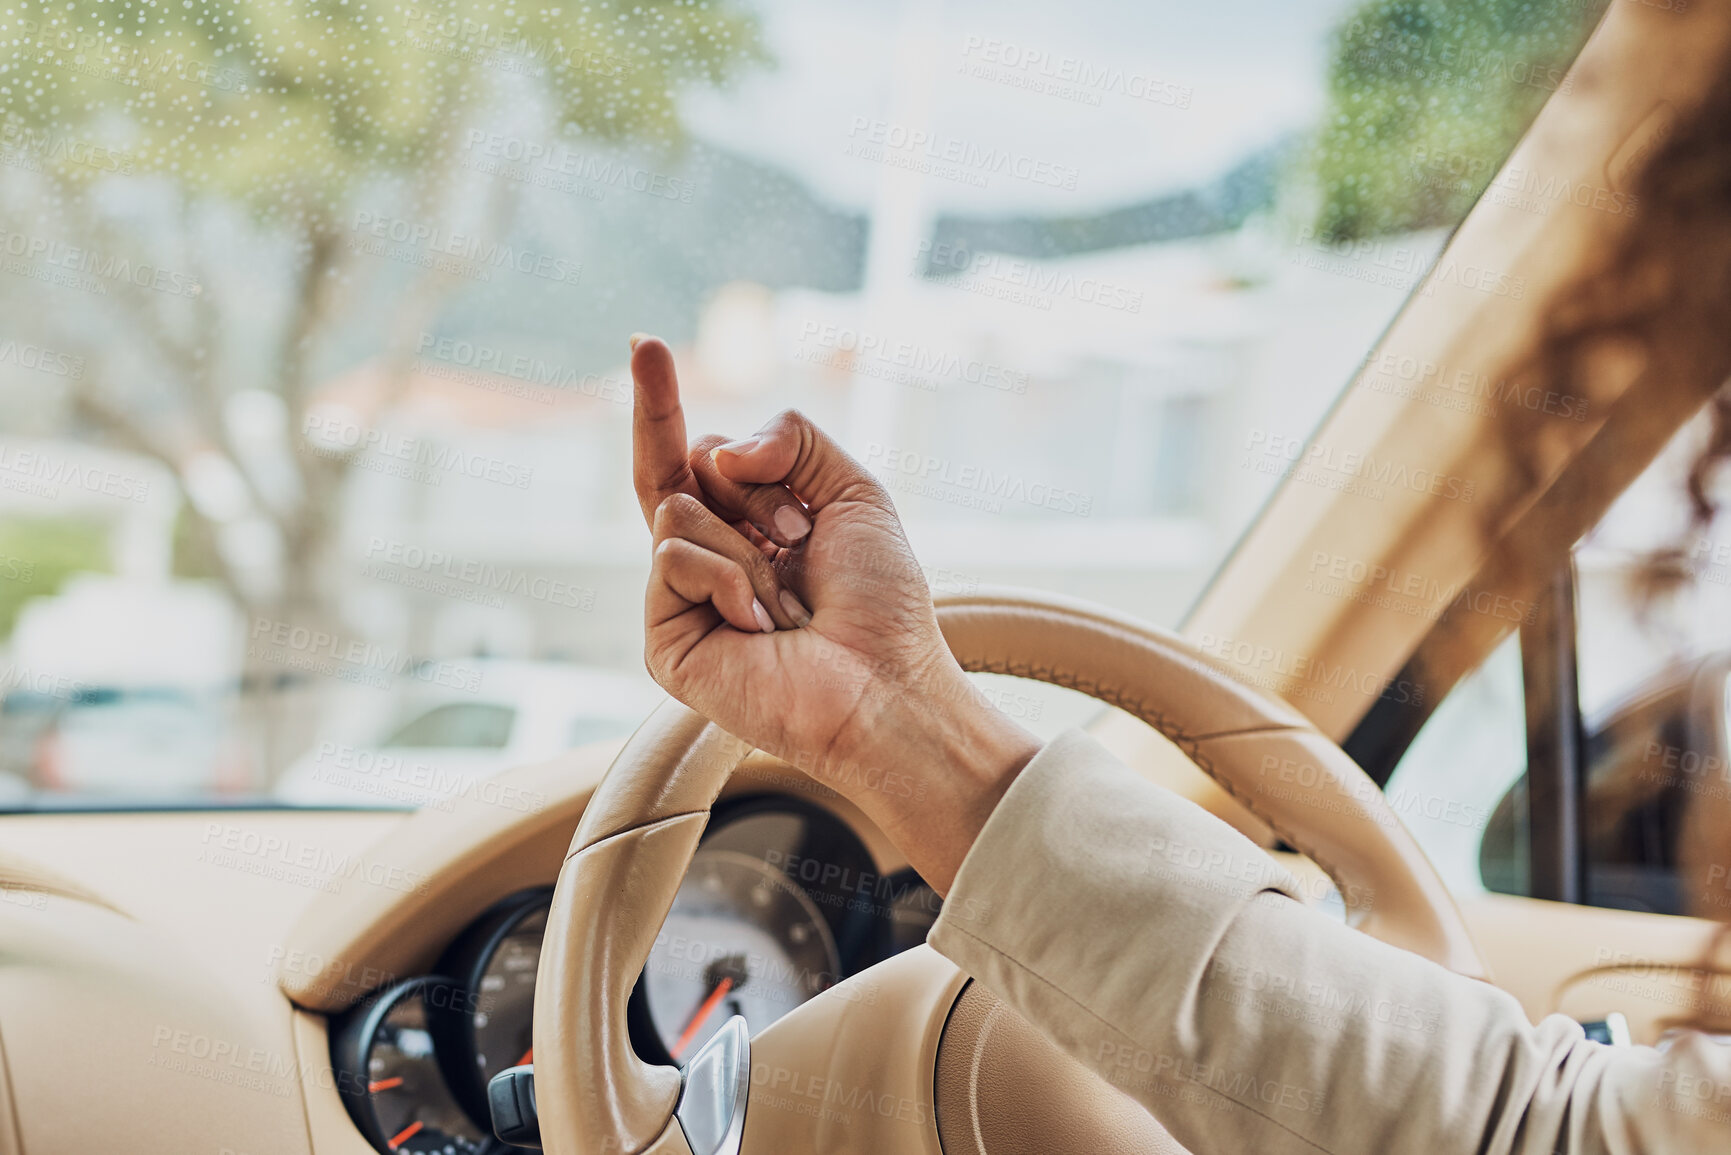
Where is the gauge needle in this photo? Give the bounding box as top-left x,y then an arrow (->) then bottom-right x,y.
368,1076 -> 404,1093
669,976 -> 733,1061
386,1119 -> 424,1150
516,1047 -> 533,1066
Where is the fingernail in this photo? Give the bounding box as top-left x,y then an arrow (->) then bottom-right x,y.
717,436 -> 761,457
752,598 -> 775,633
778,589 -> 812,628
628,331 -> 653,350
773,504 -> 811,542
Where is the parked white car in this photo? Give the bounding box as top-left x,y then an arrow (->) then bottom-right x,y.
1,576 -> 248,801
272,660 -> 665,812
20,686 -> 246,798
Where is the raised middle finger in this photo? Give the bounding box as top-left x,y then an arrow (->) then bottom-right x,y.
630,335 -> 704,527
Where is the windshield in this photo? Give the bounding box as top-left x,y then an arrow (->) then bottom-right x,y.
0,0 -> 1606,807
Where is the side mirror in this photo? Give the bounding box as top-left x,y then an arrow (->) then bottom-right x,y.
1479,651 -> 1731,916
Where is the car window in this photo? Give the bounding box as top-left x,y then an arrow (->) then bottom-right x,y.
1382,635 -> 1526,897
0,0 -> 1608,806
1399,408 -> 1731,913
386,703 -> 515,750
1567,413 -> 1731,917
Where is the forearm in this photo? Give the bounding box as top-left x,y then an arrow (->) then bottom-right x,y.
928,729 -> 1729,1155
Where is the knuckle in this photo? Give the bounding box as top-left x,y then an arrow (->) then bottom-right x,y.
749,488 -> 786,515
689,433 -> 728,454
649,460 -> 691,496
653,492 -> 700,532
743,549 -> 777,584
652,537 -> 685,566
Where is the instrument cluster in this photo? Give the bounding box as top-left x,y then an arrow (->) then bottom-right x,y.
330,795 -> 941,1153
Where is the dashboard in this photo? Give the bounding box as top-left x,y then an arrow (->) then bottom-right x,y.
0,716 -> 1709,1155
326,794 -> 942,1155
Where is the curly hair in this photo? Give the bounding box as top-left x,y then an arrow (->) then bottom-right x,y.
1514,57 -> 1731,1028
1526,62 -> 1731,579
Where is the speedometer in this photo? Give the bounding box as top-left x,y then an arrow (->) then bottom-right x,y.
470,904 -> 543,1087
424,795 -> 922,1106
433,889 -> 552,1123
331,977 -> 497,1155
641,848 -> 840,1062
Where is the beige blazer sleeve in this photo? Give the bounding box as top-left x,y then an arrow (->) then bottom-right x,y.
927,729 -> 1731,1155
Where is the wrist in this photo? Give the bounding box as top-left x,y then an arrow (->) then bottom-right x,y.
828,663 -> 1041,895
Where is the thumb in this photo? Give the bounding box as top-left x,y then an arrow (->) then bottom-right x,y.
713,409 -> 890,514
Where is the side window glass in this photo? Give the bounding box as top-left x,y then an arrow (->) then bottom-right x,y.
1573,416 -> 1731,917
1447,411 -> 1731,917
1383,634 -> 1527,897
1391,410 -> 1731,917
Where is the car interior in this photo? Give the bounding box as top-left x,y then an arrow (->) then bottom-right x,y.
3,1 -> 1731,1154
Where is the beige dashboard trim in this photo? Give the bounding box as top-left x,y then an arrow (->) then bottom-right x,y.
276,739 -> 622,1011
0,885 -> 312,1154
290,1010 -> 376,1155
1459,892 -> 1730,1044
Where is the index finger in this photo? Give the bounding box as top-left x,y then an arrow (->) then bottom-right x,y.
630,334 -> 703,526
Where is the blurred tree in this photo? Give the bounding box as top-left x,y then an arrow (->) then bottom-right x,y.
0,0 -> 765,750
0,518 -> 109,638
1312,0 -> 1609,241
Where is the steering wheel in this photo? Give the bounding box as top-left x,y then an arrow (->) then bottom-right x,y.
527,588 -> 1487,1155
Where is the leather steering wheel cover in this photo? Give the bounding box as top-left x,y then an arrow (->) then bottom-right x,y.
932,587 -> 1486,980
534,703 -> 748,1155
534,586 -> 1487,1155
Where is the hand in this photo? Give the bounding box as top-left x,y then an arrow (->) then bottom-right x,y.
629,335 -> 1039,892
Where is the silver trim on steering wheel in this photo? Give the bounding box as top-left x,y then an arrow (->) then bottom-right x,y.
675,1014 -> 750,1155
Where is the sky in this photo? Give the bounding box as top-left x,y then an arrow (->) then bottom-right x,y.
682,0 -> 1367,215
